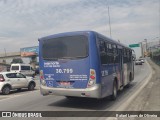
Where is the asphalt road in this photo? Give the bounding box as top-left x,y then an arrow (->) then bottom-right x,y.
0,62 -> 152,120
0,76 -> 40,101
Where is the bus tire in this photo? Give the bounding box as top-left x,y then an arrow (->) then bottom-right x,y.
110,80 -> 117,100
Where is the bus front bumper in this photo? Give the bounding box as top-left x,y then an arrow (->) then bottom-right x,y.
40,84 -> 102,98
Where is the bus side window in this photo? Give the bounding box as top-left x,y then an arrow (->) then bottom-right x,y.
112,44 -> 118,63
99,40 -> 106,55
127,50 -> 130,62
124,48 -> 131,63
113,45 -> 119,63
126,49 -> 131,62
129,50 -> 132,62
108,43 -> 112,54
112,44 -> 117,55
106,43 -> 114,64
123,48 -> 127,63
99,40 -> 107,64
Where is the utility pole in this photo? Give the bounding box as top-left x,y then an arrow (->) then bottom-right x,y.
108,6 -> 112,38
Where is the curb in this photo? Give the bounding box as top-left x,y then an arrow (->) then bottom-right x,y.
106,60 -> 153,120
116,60 -> 153,111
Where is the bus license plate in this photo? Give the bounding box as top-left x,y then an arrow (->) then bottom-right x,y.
59,81 -> 70,86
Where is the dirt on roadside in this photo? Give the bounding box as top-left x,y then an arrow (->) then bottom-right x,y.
117,59 -> 160,120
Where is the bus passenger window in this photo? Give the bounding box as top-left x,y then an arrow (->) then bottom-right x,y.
113,45 -> 118,55
99,41 -> 107,64
108,44 -> 112,53
99,41 -> 106,55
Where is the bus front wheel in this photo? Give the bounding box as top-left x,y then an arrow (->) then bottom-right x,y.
110,81 -> 117,100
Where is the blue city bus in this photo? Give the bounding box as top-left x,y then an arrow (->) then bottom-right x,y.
39,31 -> 134,100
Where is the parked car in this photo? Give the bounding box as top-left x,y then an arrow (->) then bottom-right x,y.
10,64 -> 35,77
135,59 -> 143,65
0,72 -> 36,95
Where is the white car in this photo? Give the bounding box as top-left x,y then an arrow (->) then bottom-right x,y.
0,72 -> 36,95
135,59 -> 143,65
139,58 -> 145,63
10,64 -> 35,77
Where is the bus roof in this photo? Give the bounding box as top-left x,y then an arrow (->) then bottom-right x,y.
39,30 -> 132,50
95,32 -> 132,50
38,31 -> 93,41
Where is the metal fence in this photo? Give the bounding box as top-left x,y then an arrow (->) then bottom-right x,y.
147,41 -> 160,65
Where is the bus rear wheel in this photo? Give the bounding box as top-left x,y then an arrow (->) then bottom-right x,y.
110,81 -> 117,100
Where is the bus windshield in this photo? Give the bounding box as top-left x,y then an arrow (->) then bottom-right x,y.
42,35 -> 88,60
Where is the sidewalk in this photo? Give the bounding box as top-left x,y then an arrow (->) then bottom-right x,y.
121,59 -> 160,120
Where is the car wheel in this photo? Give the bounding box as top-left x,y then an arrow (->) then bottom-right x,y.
110,81 -> 117,100
2,86 -> 10,95
28,83 -> 35,91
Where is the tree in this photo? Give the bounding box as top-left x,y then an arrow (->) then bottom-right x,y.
11,58 -> 23,64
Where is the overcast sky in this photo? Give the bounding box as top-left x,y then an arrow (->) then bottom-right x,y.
0,0 -> 159,57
